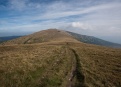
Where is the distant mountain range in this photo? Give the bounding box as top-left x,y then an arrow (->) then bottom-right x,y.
67,31 -> 121,48
0,36 -> 21,43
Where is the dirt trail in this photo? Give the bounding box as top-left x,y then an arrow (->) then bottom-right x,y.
66,48 -> 85,87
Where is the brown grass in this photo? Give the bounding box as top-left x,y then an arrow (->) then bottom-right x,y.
69,42 -> 121,87
0,43 -> 76,87
0,29 -> 121,87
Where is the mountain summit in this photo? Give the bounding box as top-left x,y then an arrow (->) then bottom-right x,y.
1,29 -> 78,45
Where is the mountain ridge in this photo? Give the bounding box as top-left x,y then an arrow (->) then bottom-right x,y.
0,29 -> 78,45
1,29 -> 121,48
67,31 -> 121,48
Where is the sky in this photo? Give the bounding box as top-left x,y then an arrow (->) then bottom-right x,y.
0,0 -> 121,44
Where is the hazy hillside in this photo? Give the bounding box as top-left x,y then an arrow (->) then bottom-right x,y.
0,29 -> 121,87
0,36 -> 21,43
67,31 -> 121,48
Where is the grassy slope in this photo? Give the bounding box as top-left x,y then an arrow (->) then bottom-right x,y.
0,29 -> 121,87
0,43 -> 75,87
0,42 -> 121,87
69,42 -> 121,87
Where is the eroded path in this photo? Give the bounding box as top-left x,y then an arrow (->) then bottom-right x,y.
66,46 -> 86,87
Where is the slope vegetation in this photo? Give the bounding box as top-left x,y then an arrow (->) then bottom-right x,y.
0,29 -> 121,87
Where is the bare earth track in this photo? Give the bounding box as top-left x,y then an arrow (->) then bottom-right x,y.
66,48 -> 86,87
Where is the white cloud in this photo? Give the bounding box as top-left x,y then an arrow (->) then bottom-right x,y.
71,22 -> 93,30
